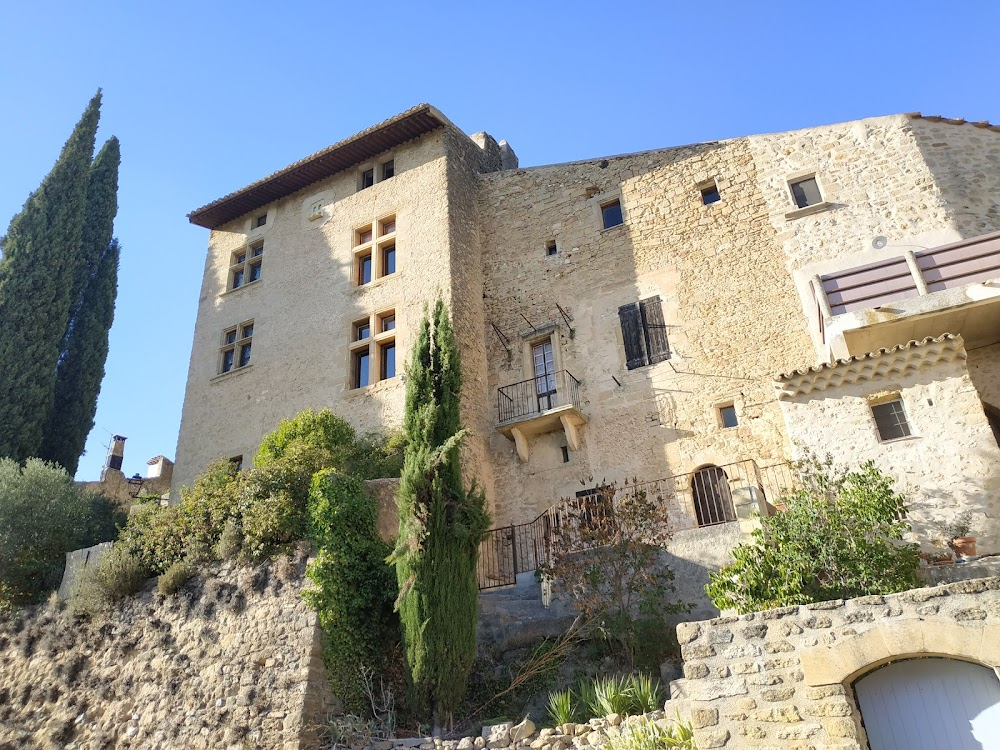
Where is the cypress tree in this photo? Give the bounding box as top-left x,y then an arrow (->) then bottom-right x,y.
0,92 -> 102,462
392,299 -> 490,730
38,137 -> 121,474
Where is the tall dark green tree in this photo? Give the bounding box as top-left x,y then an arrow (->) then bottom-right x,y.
0,92 -> 103,462
391,299 -> 490,731
38,137 -> 121,474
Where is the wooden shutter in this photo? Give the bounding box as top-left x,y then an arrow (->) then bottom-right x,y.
618,303 -> 647,370
640,297 -> 670,363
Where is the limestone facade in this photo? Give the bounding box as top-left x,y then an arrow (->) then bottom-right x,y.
174,107 -> 1000,607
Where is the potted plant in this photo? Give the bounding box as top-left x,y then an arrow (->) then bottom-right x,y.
945,511 -> 977,560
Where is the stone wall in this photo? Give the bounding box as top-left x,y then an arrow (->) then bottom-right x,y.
0,548 -> 335,750
673,577 -> 1000,749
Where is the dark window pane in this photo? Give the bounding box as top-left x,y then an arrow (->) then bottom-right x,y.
359,255 -> 372,285
249,262 -> 262,282
354,351 -> 370,388
359,229 -> 373,244
701,185 -> 721,205
791,177 -> 822,208
361,169 -> 374,189
236,253 -> 246,265
382,343 -> 396,379
225,330 -> 237,345
241,323 -> 253,339
222,349 -> 234,373
232,270 -> 244,289
356,322 -> 370,341
381,314 -> 395,332
720,405 -> 738,428
256,214 -> 267,228
381,218 -> 395,235
252,244 -> 264,257
602,200 -> 623,229
382,160 -> 394,180
546,241 -> 557,256
239,342 -> 252,367
383,246 -> 396,275
872,400 -> 911,441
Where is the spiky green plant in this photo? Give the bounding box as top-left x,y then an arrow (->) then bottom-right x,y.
593,675 -> 632,717
625,673 -> 663,714
547,688 -> 575,727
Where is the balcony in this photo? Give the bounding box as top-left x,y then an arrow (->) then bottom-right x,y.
812,231 -> 1000,358
496,370 -> 586,462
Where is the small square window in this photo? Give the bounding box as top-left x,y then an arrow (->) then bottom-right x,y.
355,320 -> 371,341
380,341 -> 396,380
358,253 -> 372,285
382,245 -> 396,276
380,217 -> 396,236
236,253 -> 247,265
353,349 -> 370,389
251,244 -> 264,257
871,399 -> 912,441
601,199 -> 623,229
255,214 -> 267,228
225,329 -> 237,345
546,240 -> 558,256
790,177 -> 822,209
700,182 -> 721,205
240,322 -> 253,339
382,160 -> 395,180
358,228 -> 373,245
719,405 -> 738,428
379,311 -> 395,332
360,168 -> 374,191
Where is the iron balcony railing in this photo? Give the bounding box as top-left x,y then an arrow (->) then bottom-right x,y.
476,459 -> 803,590
496,369 -> 582,426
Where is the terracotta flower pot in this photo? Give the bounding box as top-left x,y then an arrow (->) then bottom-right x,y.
950,537 -> 977,558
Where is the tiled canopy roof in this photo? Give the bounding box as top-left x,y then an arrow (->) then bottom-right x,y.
188,104 -> 448,230
773,334 -> 966,399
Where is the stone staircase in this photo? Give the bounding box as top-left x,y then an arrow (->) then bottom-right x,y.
477,573 -> 576,650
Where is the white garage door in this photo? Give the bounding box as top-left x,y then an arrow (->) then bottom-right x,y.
855,658 -> 1000,749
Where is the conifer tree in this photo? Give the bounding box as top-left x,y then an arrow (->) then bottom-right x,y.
38,137 -> 121,474
392,299 -> 490,731
0,92 -> 102,462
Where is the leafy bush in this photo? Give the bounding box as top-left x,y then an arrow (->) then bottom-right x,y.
547,688 -> 574,726
0,458 -> 124,604
303,469 -> 400,714
592,675 -> 632,716
71,547 -> 148,616
626,673 -> 662,714
158,560 -> 194,596
215,517 -> 243,560
604,716 -> 694,750
706,457 -> 921,613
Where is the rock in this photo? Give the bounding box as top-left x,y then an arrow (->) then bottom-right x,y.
511,718 -> 536,742
574,724 -> 590,737
474,738 -> 486,749
586,731 -> 605,746
483,722 -> 513,749
605,714 -> 622,727
539,729 -> 556,738
559,724 -> 575,736
126,726 -> 138,739
530,739 -> 547,749
457,738 -> 475,750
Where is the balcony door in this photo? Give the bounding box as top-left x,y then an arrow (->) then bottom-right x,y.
533,339 -> 556,412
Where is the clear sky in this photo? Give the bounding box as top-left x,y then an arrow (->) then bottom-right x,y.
1,0 -> 998,481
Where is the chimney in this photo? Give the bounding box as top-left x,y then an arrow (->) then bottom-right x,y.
104,435 -> 127,478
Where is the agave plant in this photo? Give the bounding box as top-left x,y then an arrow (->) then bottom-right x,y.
625,673 -> 663,714
593,675 -> 633,717
547,688 -> 575,727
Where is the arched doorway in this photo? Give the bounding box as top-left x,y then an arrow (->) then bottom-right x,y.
691,465 -> 735,526
855,658 -> 1000,749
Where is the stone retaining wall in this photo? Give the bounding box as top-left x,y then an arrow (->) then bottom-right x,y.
0,547 -> 335,750
673,577 -> 1000,748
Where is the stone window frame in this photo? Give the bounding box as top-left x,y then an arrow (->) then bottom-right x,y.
717,402 -> 739,429
867,392 -> 917,443
356,152 -> 397,192
226,240 -> 265,293
348,307 -> 398,390
519,323 -> 565,383
589,188 -> 628,232
216,319 -> 254,378
784,170 -> 834,220
697,178 -> 722,206
353,214 -> 397,289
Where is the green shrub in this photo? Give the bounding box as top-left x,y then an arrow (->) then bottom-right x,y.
304,469 -> 400,714
706,457 -> 920,613
215,517 -> 243,560
158,560 -> 194,596
256,408 -> 355,467
71,547 -> 149,616
604,716 -> 694,750
547,688 -> 575,726
592,675 -> 633,717
0,458 -> 124,604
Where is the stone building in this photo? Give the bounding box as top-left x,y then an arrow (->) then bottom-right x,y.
175,105 -> 1000,611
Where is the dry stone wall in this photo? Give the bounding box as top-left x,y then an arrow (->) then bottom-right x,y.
0,548 -> 334,750
673,577 -> 1000,749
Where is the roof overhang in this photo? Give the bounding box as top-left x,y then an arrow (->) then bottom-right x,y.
188,104 -> 448,229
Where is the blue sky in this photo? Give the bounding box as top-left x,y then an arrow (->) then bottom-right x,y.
1,1 -> 998,481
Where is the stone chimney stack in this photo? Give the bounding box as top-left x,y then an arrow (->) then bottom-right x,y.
103,435 -> 127,479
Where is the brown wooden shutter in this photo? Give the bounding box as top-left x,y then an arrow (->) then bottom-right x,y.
640,297 -> 670,363
618,303 -> 647,370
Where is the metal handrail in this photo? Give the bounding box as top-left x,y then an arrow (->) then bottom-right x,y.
495,369 -> 582,426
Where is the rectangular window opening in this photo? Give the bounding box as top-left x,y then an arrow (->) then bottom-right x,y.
380,216 -> 396,236
700,182 -> 721,205
561,446 -> 570,463
719,405 -> 738,428
353,349 -> 370,389
355,319 -> 371,341
382,245 -> 396,276
381,160 -> 395,180
357,253 -> 372,285
219,321 -> 253,375
360,168 -> 375,191
790,176 -> 823,209
380,340 -> 396,380
601,199 -> 624,229
871,398 -> 912,441
255,214 -> 267,228
546,240 -> 558,256
378,311 -> 396,333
